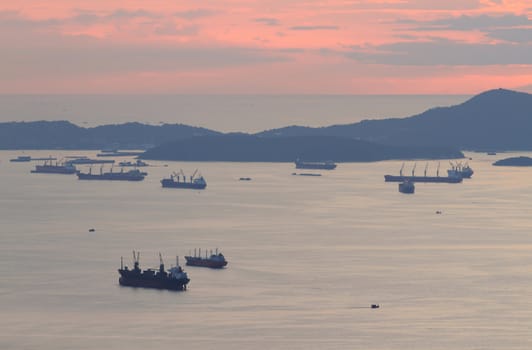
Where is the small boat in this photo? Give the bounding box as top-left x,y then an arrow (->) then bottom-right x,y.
239,177 -> 252,181
97,150 -> 144,157
161,170 -> 206,189
10,156 -> 31,162
295,159 -> 336,170
398,180 -> 415,194
118,159 -> 149,167
292,173 -> 322,176
185,249 -> 227,268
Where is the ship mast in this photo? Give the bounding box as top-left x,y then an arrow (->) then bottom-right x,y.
159,252 -> 164,273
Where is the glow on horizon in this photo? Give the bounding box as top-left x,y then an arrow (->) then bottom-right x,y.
0,1 -> 530,94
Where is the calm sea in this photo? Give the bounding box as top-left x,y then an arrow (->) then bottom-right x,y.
1,150 -> 531,349
0,95 -> 469,132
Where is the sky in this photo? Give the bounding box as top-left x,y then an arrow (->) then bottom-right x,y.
1,0 -> 531,94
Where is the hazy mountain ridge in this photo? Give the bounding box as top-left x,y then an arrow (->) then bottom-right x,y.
257,89 -> 532,150
0,121 -> 220,149
0,88 -> 530,161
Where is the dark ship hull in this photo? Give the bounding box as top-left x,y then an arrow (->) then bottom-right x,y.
295,161 -> 336,170
384,175 -> 462,183
77,171 -> 145,181
67,158 -> 115,164
161,179 -> 206,189
185,256 -> 227,268
118,275 -> 188,290
31,165 -> 77,174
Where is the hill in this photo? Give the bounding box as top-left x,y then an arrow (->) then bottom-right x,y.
0,121 -> 220,149
257,89 -> 532,150
141,134 -> 463,162
493,156 -> 532,166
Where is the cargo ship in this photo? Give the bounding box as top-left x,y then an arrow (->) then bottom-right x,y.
118,252 -> 189,291
385,163 -> 462,184
185,249 -> 227,268
77,167 -> 146,181
31,160 -> 77,174
161,170 -> 206,189
295,159 -> 336,170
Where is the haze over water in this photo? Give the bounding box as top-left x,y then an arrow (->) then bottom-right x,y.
1,150 -> 531,349
0,95 -> 469,132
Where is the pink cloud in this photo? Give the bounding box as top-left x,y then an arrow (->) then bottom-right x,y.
0,1 -> 530,93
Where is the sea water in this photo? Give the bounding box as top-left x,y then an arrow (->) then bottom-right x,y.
0,150 -> 531,349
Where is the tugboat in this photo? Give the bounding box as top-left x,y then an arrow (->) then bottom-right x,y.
295,159 -> 336,170
118,251 -> 190,291
185,248 -> 228,268
31,159 -> 77,174
161,169 -> 206,189
77,167 -> 146,181
398,180 -> 415,194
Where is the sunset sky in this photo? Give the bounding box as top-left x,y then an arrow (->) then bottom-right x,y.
1,0 -> 531,94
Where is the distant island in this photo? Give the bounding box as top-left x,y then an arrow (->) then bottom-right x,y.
1,88 -> 531,162
140,134 -> 463,162
493,156 -> 532,166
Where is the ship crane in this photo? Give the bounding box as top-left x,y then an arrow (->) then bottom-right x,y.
159,252 -> 165,273
191,169 -> 198,181
424,163 -> 428,177
437,162 -> 440,177
399,163 -> 404,177
179,169 -> 186,182
411,163 -> 417,177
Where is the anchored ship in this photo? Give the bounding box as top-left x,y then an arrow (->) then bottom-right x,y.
10,155 -> 31,162
161,169 -> 206,189
31,160 -> 77,174
77,167 -> 146,181
385,163 -> 462,184
118,252 -> 190,291
118,160 -> 149,167
66,157 -> 115,165
295,159 -> 336,170
185,248 -> 227,268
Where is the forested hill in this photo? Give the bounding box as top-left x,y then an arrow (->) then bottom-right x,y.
257,89 -> 532,151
